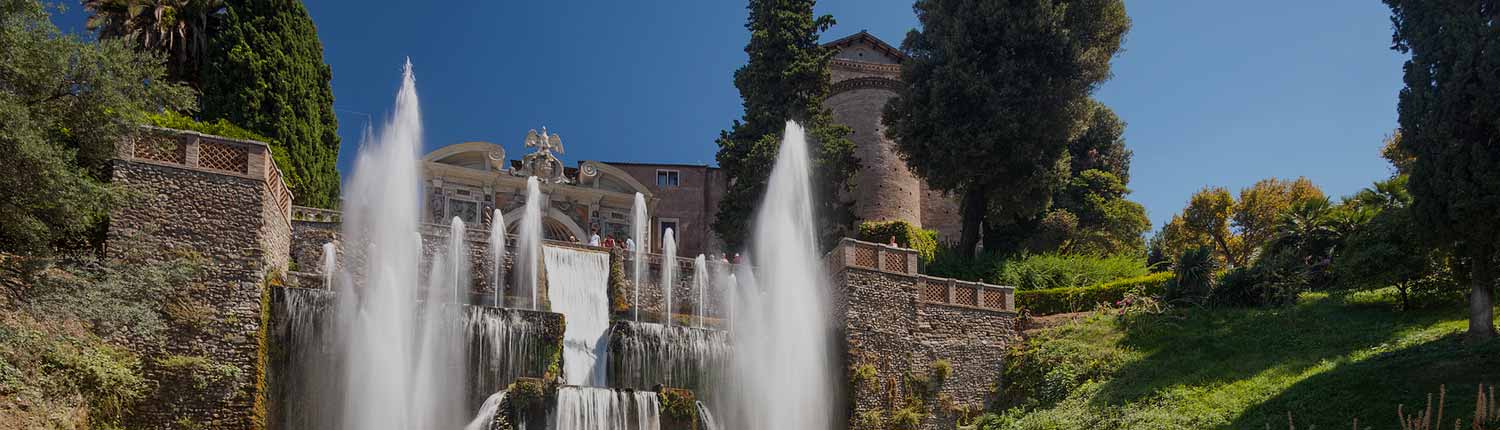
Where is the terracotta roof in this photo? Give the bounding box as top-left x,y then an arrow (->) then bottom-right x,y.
823,30 -> 905,62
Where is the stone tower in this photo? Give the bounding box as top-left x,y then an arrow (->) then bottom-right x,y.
825,32 -> 962,241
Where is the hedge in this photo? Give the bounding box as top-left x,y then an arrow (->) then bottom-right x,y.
1017,272 -> 1174,316
856,220 -> 938,265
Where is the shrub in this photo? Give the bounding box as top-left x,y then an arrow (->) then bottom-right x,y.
855,410 -> 885,430
851,363 -> 878,388
146,111 -> 276,144
992,253 -> 1147,291
658,387 -> 697,422
930,360 -> 953,383
1165,246 -> 1217,304
857,221 -> 939,265
926,247 -> 1003,282
1016,272 -> 1174,315
158,354 -> 241,391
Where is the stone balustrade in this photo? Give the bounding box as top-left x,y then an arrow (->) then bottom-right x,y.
118,126 -> 293,223
826,237 -> 1015,312
291,205 -> 341,223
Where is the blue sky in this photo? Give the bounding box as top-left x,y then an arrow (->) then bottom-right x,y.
49,1 -> 1405,231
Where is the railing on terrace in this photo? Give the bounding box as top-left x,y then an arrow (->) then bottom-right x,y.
827,238 -> 1015,312
118,126 -> 293,222
292,206 -> 341,223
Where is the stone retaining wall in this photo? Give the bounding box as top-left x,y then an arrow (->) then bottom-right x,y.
829,239 -> 1019,430
105,127 -> 291,430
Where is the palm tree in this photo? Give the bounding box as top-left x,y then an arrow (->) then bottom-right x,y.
82,0 -> 225,87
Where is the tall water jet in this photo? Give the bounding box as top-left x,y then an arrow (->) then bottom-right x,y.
631,192 -> 647,321
728,122 -> 834,429
693,255 -> 708,328
332,59 -> 466,429
320,242 -> 336,289
489,210 -> 506,306
660,228 -> 677,326
450,217 -> 470,303
515,176 -> 543,310
544,246 -> 611,386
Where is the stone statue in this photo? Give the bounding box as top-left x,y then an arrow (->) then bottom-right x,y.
524,127 -> 564,157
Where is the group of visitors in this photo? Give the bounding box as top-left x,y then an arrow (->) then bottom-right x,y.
579,228 -> 636,252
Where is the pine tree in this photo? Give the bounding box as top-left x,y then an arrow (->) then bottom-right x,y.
200,0 -> 340,208
713,0 -> 858,252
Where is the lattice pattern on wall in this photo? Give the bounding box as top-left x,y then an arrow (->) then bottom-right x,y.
200,140 -> 249,173
882,251 -> 907,273
954,285 -> 978,307
921,280 -> 947,303
266,162 -> 291,218
982,288 -> 1006,309
134,134 -> 185,164
852,245 -> 878,269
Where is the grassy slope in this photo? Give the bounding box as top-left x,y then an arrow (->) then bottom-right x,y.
994,290 -> 1500,429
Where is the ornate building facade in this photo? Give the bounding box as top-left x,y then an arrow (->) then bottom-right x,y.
420,32 -> 960,255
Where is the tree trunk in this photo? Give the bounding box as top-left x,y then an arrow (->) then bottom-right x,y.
958,186 -> 987,258
1467,242 -> 1496,341
1211,232 -> 1238,267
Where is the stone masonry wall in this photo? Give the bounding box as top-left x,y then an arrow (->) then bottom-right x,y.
107,158 -> 289,430
836,267 -> 1019,430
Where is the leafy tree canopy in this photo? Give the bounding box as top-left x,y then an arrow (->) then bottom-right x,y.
884,0 -> 1130,256
0,0 -> 193,254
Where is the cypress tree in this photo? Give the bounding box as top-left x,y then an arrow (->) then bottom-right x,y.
200,0 -> 340,208
714,0 -> 858,251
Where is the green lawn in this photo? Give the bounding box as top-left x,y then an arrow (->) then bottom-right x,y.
987,290 -> 1500,429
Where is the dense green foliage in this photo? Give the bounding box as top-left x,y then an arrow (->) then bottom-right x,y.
929,250 -> 1146,293
201,0 -> 340,209
856,220 -> 937,265
883,0 -> 1130,256
1016,272 -> 1171,316
83,0 -> 226,87
146,110 -> 273,144
0,250 -> 205,428
713,0 -> 857,251
983,291 -> 1500,429
992,103 -> 1150,257
1385,0 -> 1500,340
0,0 -> 194,255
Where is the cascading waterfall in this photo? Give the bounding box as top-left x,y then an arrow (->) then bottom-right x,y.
331,59 -> 467,430
490,210 -> 506,306
275,287 -> 337,430
693,255 -> 707,328
553,387 -> 662,430
631,192 -> 647,321
465,307 -> 545,405
724,274 -> 736,330
321,242 -> 336,289
451,217 -> 470,303
725,121 -> 835,429
515,177 -> 543,310
464,391 -> 507,430
544,246 -> 612,386
696,401 -> 721,430
608,321 -> 731,393
660,228 -> 676,326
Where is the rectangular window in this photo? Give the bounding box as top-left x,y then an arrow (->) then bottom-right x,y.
656,169 -> 681,188
658,218 -> 679,251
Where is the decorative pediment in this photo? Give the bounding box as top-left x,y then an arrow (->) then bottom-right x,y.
514,127 -> 569,184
